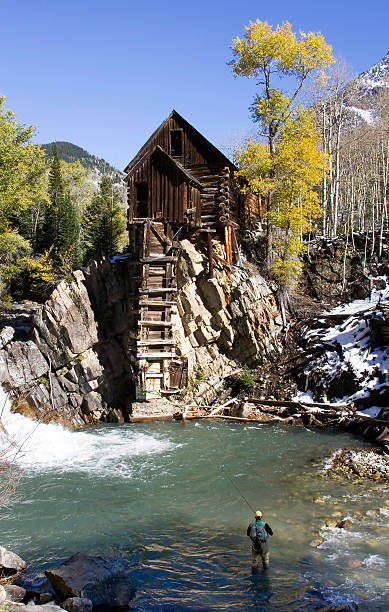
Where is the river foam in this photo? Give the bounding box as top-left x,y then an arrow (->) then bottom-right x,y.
0,386 -> 175,476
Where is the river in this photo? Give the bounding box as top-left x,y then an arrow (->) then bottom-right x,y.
0,388 -> 388,611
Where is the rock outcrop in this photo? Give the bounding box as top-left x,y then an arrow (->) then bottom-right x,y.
173,240 -> 282,405
0,241 -> 282,427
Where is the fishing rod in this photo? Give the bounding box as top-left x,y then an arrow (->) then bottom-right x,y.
220,463 -> 256,513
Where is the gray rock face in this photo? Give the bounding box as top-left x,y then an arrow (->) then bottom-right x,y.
175,241 -> 282,404
0,546 -> 27,574
0,255 -> 135,428
45,553 -> 135,609
0,243 -> 282,425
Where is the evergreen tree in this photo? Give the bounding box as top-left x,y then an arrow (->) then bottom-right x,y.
39,144 -> 82,271
40,143 -> 63,252
82,176 -> 126,263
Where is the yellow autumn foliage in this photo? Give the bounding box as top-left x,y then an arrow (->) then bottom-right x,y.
29,248 -> 56,284
231,20 -> 333,290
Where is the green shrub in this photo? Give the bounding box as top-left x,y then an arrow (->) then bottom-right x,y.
239,365 -> 254,388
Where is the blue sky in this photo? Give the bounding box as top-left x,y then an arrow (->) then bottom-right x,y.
1,0 -> 388,170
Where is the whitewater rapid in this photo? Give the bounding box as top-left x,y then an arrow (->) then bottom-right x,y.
0,385 -> 175,476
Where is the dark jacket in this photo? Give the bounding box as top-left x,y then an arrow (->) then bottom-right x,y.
247,520 -> 273,538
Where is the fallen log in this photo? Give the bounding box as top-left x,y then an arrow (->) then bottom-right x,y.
212,414 -> 295,424
246,397 -> 350,411
207,398 -> 236,416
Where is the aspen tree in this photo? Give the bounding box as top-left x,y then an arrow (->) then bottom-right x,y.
230,20 -> 333,295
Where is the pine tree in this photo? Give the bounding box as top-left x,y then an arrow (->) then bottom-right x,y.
82,176 -> 126,263
39,144 -> 82,272
40,143 -> 63,253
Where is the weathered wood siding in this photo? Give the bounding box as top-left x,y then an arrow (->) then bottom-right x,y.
127,154 -> 201,225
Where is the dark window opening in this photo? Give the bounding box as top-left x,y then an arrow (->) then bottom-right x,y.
170,129 -> 183,157
135,182 -> 148,217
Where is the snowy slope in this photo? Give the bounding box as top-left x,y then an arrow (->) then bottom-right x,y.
298,280 -> 389,415
347,51 -> 389,125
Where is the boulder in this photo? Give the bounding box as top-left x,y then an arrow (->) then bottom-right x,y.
14,571 -> 52,595
0,546 -> 27,575
37,593 -> 56,604
0,585 -> 6,603
61,597 -> 93,612
45,553 -> 135,609
4,584 -> 26,602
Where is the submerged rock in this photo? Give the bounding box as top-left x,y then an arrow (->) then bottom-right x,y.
45,553 -> 135,609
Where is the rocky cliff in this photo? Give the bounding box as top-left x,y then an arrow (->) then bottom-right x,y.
0,241 -> 282,428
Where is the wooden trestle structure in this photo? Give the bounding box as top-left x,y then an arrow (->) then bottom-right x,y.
124,110 -> 243,399
136,220 -> 183,398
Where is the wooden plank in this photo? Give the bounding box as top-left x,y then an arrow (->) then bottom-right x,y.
137,339 -> 176,345
139,287 -> 177,294
138,320 -> 173,326
139,300 -> 177,306
137,352 -> 176,359
141,256 -> 178,263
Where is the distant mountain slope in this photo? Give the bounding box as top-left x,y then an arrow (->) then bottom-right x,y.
347,51 -> 389,124
42,141 -> 123,179
356,51 -> 389,97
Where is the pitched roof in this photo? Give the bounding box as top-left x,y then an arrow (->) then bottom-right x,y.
126,144 -> 203,189
124,110 -> 236,174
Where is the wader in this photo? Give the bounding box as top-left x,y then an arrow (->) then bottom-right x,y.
251,540 -> 269,569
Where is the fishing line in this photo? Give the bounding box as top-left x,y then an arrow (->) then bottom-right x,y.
220,462 -> 256,513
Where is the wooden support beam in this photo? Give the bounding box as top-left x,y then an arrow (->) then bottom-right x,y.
149,222 -> 172,247
207,231 -> 214,279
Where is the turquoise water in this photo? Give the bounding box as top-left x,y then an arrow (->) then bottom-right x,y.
1,417 -> 388,611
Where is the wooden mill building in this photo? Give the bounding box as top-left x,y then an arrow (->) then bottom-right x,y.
123,110 -> 243,399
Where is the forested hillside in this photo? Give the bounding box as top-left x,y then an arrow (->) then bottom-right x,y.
0,98 -> 127,304
42,141 -> 123,180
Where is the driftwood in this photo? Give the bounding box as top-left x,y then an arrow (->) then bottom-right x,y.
183,398 -> 236,419
212,414 -> 295,424
207,398 -> 236,416
354,413 -> 389,424
246,397 -> 350,411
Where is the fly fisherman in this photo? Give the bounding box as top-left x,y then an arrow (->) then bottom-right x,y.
247,510 -> 273,569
